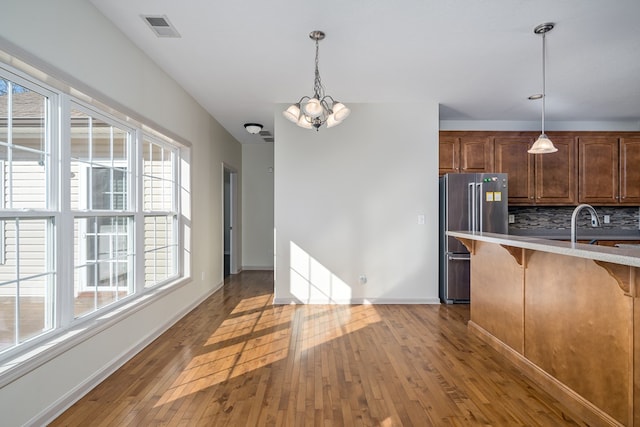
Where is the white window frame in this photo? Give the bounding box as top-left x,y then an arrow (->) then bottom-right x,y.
0,67 -> 58,358
140,134 -> 180,289
0,58 -> 190,377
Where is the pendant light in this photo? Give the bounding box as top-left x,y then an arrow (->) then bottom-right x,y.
283,31 -> 350,131
528,22 -> 558,154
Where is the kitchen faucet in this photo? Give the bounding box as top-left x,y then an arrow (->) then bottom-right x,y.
570,204 -> 601,243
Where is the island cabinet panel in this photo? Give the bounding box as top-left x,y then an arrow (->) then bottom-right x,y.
469,241 -> 524,353
534,134 -> 577,205
524,251 -> 630,425
494,134 -> 534,204
620,136 -> 640,204
578,135 -> 619,204
438,132 -> 494,175
460,231 -> 640,426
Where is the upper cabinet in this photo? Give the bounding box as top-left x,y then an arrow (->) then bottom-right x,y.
440,130 -> 640,206
494,133 -> 534,204
578,135 -> 619,204
619,136 -> 640,204
439,132 -> 494,175
578,134 -> 640,205
534,134 -> 577,205
494,132 -> 576,205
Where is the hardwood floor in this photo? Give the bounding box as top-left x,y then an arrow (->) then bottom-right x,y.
51,271 -> 585,426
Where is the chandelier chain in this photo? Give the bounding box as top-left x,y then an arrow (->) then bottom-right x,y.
313,39 -> 325,100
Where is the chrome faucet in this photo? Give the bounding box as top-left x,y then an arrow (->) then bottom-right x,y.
570,204 -> 601,243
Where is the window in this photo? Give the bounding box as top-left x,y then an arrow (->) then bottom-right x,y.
0,75 -> 55,353
0,63 -> 188,360
143,137 -> 178,287
70,105 -> 135,318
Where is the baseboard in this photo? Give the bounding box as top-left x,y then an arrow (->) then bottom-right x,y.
272,297 -> 440,305
467,321 -> 622,427
30,280 -> 224,427
242,265 -> 274,271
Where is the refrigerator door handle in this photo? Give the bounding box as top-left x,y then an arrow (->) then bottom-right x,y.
476,182 -> 483,232
468,182 -> 475,232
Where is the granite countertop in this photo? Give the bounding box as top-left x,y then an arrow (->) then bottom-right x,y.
508,228 -> 640,241
447,230 -> 640,267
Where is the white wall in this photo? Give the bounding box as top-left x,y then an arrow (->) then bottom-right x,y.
0,1 -> 241,425
241,143 -> 274,269
274,103 -> 440,304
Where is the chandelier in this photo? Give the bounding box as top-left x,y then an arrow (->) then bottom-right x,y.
283,31 -> 350,131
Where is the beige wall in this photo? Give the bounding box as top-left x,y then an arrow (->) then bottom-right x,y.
0,0 -> 241,425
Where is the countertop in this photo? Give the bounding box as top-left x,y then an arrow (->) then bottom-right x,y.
447,230 -> 640,268
508,228 -> 640,241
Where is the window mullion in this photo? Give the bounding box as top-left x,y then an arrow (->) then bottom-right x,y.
134,130 -> 144,293
57,94 -> 74,328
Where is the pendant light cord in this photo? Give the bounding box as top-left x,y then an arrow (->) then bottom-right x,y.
541,31 -> 546,135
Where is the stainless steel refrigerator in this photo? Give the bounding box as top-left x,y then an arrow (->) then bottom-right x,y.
439,173 -> 508,303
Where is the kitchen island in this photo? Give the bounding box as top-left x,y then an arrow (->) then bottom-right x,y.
448,231 -> 640,426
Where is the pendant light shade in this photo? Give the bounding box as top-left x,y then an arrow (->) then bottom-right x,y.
528,134 -> 557,154
528,23 -> 558,154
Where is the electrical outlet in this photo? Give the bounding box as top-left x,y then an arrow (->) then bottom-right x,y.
508,214 -> 515,224
603,215 -> 610,224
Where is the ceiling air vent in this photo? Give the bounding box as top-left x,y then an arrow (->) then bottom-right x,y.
259,130 -> 274,143
142,15 -> 181,38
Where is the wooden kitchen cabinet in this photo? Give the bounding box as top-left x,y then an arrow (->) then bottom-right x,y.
534,134 -> 577,205
619,136 -> 640,204
578,134 -> 640,205
439,132 -> 494,175
578,135 -> 619,204
439,130 -> 638,206
494,133 -> 535,204
494,132 -> 576,205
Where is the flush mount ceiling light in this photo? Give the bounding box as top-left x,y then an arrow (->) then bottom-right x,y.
244,123 -> 263,134
528,22 -> 558,154
283,31 -> 350,131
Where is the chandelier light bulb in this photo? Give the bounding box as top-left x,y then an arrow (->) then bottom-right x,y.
325,113 -> 340,128
283,103 -> 301,123
296,114 -> 313,129
302,97 -> 323,118
332,102 -> 351,122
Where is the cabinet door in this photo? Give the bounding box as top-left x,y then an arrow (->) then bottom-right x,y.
620,136 -> 640,204
439,135 -> 459,175
535,135 -> 577,204
578,135 -> 619,204
459,136 -> 494,173
494,134 -> 535,205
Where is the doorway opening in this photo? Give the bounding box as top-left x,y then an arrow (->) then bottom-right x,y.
223,165 -> 238,277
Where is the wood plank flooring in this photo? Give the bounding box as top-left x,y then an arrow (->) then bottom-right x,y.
51,271 -> 586,426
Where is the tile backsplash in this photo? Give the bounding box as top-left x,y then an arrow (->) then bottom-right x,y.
509,206 -> 639,230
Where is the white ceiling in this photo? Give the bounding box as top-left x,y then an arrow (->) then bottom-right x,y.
90,0 -> 640,144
